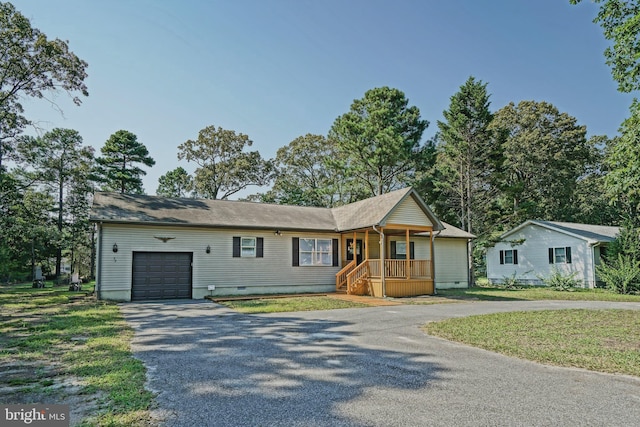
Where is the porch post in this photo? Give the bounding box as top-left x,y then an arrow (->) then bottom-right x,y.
430,230 -> 435,281
406,228 -> 410,279
365,229 -> 369,260
353,231 -> 357,263
380,227 -> 386,297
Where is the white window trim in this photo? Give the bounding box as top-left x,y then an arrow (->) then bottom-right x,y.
299,238 -> 333,266
553,247 -> 567,264
241,237 -> 257,258
504,249 -> 515,264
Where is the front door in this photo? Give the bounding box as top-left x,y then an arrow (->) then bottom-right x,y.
346,239 -> 363,264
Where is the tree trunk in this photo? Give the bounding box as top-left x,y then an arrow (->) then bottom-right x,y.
55,176 -> 63,278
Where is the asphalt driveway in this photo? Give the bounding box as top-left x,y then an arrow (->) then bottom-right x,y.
120,299 -> 640,427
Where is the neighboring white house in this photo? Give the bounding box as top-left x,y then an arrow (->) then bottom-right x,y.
90,187 -> 473,301
487,220 -> 619,288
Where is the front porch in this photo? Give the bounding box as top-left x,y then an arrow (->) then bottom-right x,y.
335,225 -> 435,297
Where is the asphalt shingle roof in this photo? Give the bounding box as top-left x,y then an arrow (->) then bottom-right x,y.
90,187 -> 446,233
533,221 -> 620,243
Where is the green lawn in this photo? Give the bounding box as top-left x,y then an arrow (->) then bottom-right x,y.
219,296 -> 369,313
438,285 -> 640,302
0,282 -> 154,426
424,309 -> 640,377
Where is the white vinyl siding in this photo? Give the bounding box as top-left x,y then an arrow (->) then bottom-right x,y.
98,224 -> 340,300
486,224 -> 593,287
386,197 -> 433,227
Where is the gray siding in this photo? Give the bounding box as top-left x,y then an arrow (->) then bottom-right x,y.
98,224 -> 341,300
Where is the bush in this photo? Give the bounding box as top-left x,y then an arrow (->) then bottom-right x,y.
539,267 -> 582,291
596,254 -> 640,294
499,272 -> 524,289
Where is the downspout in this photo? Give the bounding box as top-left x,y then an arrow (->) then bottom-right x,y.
96,222 -> 103,300
372,225 -> 385,297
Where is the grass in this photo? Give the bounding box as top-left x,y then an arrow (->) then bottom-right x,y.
424,309 -> 640,377
0,281 -> 154,426
438,285 -> 640,302
220,296 -> 369,313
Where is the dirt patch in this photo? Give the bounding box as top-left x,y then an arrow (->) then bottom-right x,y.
0,359 -> 105,426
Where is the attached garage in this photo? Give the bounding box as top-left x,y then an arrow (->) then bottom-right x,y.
132,252 -> 193,300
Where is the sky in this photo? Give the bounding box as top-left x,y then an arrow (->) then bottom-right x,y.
10,0 -> 636,198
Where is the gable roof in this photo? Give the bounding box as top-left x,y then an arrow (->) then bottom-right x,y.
501,220 -> 619,244
91,187 -> 444,232
330,187 -> 443,231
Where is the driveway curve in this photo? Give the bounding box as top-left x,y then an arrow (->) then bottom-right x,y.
120,300 -> 640,427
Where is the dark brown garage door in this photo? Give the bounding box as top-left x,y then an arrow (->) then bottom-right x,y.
132,252 -> 192,300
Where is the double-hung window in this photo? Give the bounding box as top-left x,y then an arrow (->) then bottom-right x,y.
232,236 -> 264,258
299,238 -> 333,266
292,237 -> 338,267
499,249 -> 518,264
241,237 -> 256,257
549,247 -> 572,264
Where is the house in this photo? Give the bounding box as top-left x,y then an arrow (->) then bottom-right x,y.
486,220 -> 619,288
90,187 -> 474,301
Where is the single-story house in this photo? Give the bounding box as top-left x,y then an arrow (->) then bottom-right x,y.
486,220 -> 619,288
90,187 -> 474,301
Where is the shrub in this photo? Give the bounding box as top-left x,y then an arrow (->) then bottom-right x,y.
539,267 -> 582,291
500,272 -> 524,289
596,254 -> 640,294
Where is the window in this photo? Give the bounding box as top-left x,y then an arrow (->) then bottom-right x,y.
396,242 -> 407,259
299,238 -> 333,266
232,237 -> 264,258
499,249 -> 518,265
548,247 -> 572,264
292,237 -> 338,267
390,241 -> 414,259
241,237 -> 256,257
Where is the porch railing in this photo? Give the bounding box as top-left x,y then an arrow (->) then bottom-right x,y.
368,259 -> 432,279
346,261 -> 370,294
335,259 -> 356,290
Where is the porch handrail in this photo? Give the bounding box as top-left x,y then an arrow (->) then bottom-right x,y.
336,259 -> 357,290
346,260 -> 370,294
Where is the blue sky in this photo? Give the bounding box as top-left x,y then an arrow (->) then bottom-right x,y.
12,0 -> 635,197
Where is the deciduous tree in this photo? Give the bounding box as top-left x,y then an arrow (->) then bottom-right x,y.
0,2 -> 88,167
177,125 -> 274,200
255,134 -> 366,207
156,167 -> 193,198
489,100 -> 593,227
571,0 -> 640,92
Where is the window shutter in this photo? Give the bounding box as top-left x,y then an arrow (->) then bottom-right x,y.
233,237 -> 241,258
566,247 -> 572,264
548,248 -> 554,264
513,250 -> 518,265
410,242 -> 415,260
332,239 -> 339,266
256,237 -> 264,258
499,250 -> 504,265
390,241 -> 397,259
292,237 -> 299,267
